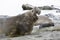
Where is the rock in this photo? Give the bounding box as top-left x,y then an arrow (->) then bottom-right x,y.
34,16 -> 53,26
22,4 -> 34,10
39,22 -> 54,29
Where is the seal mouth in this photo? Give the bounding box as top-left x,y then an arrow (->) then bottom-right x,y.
38,13 -> 40,15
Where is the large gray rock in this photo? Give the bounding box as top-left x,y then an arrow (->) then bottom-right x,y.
22,4 -> 60,10
34,15 -> 53,25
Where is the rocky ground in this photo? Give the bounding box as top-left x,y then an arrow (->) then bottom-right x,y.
0,25 -> 60,40
0,14 -> 60,40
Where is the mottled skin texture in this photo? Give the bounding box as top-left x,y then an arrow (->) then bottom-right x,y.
5,7 -> 41,37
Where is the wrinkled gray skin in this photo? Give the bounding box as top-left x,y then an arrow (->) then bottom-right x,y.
5,7 -> 41,37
